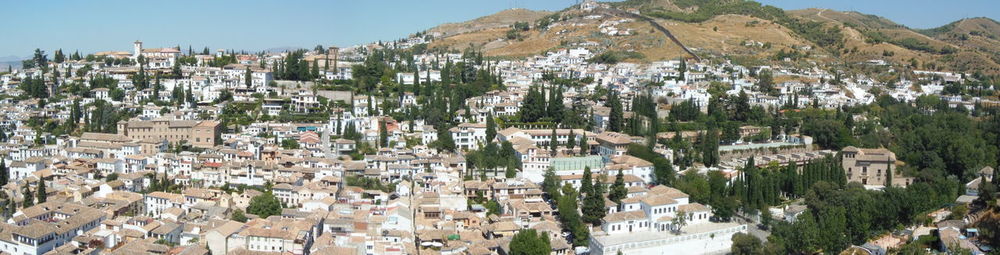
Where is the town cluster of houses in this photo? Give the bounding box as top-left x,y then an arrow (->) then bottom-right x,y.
0,12 -> 994,253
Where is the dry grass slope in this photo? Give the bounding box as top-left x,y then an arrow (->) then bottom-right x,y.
424,4 -> 1000,74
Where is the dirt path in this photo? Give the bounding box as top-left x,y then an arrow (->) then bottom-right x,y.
598,7 -> 702,61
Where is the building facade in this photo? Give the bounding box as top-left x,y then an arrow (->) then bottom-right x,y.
117,119 -> 222,148
842,146 -> 911,188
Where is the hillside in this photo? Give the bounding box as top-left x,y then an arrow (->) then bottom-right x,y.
422,0 -> 1000,74
427,8 -> 553,38
790,9 -> 1000,74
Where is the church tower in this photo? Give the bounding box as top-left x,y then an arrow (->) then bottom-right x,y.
133,40 -> 143,59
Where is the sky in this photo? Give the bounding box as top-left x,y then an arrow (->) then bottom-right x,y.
1,0 -> 997,59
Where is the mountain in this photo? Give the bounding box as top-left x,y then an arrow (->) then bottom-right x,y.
0,55 -> 22,62
422,0 -> 1000,75
262,46 -> 306,53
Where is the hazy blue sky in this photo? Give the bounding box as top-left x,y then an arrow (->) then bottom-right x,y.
2,0 -> 997,59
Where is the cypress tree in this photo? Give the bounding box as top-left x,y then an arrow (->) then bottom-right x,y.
0,158 -> 7,186
702,128 -> 720,167
486,114 -> 496,142
36,179 -> 47,204
581,175 -> 607,226
22,185 -> 32,208
505,164 -> 517,178
549,128 -> 558,155
609,170 -> 627,204
413,69 -> 421,96
244,66 -> 253,86
379,120 -> 389,148
579,132 -> 589,156
547,85 -> 564,122
567,130 -> 576,150
581,166 -> 593,195
608,93 -> 624,132
542,167 -> 560,201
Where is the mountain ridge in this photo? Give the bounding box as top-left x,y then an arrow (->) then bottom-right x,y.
421,0 -> 1000,74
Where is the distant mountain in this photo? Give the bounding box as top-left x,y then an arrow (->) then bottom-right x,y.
262,46 -> 305,53
0,55 -> 22,62
423,0 -> 1000,74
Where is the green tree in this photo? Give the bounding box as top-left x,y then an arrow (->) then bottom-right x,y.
582,175 -> 607,226
608,93 -> 624,132
505,164 -> 517,178
547,85 -> 564,122
579,132 -> 589,155
431,124 -> 456,152
281,139 -> 300,149
549,128 -> 558,155
35,179 -> 47,204
244,66 -> 253,86
608,170 -> 627,204
580,167 -> 594,195
671,211 -> 690,233
558,184 -> 588,246
567,130 -> 576,150
485,114 -> 497,142
701,128 -> 720,167
247,192 -> 283,218
379,120 -> 389,148
0,158 -> 7,186
22,185 -> 33,208
231,209 -> 248,222
519,85 -> 546,122
508,229 -> 551,255
731,233 -> 764,255
756,69 -> 775,96
53,49 -> 65,63
542,167 -> 561,200
105,173 -> 119,181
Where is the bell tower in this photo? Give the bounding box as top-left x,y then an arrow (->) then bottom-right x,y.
133,40 -> 143,59
328,46 -> 340,75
